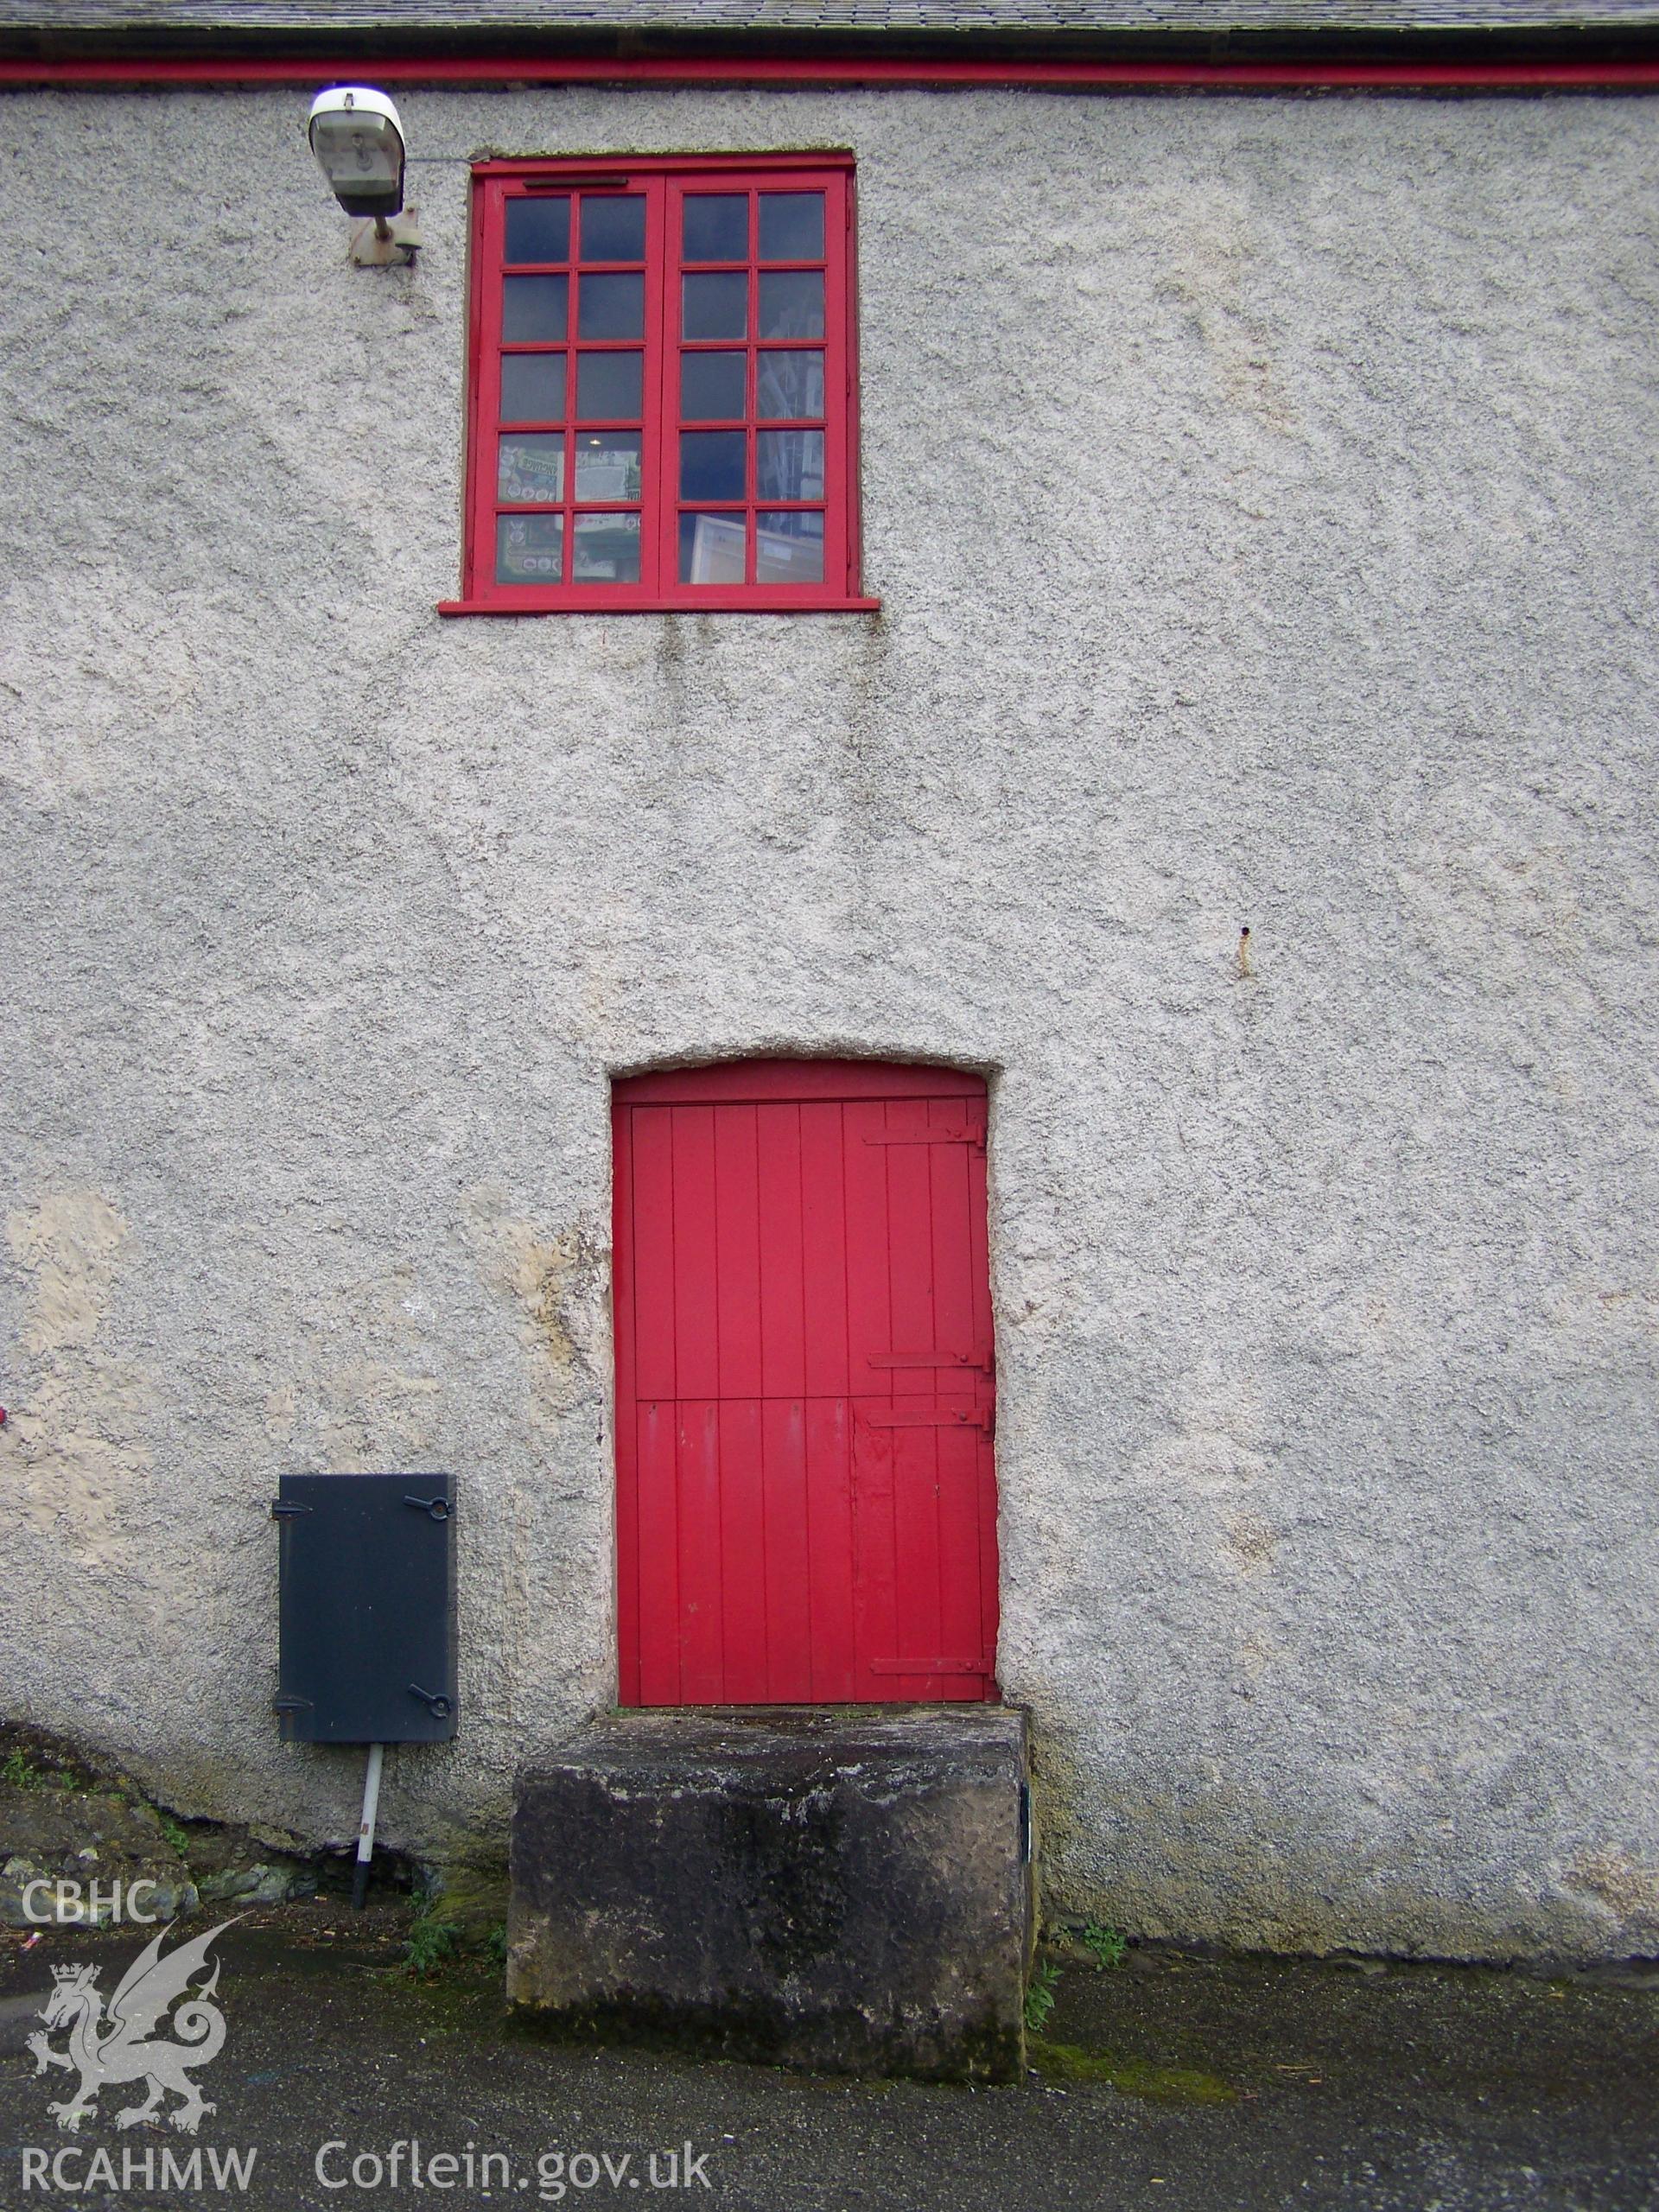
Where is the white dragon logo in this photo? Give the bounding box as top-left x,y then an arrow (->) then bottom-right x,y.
26,1918 -> 239,2136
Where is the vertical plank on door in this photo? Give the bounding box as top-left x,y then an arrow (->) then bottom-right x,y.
631,1106 -> 677,1401
883,1096 -> 944,1688
671,1108 -> 719,1400
967,1104 -> 999,1680
713,1104 -> 763,1398
927,1092 -> 985,1694
761,1395 -> 812,1699
718,1397 -> 767,1697
842,1097 -> 893,1401
633,1399 -> 681,1704
800,1101 -> 849,1396
842,1095 -> 896,1688
756,1104 -> 806,1399
805,1395 -> 855,1700
677,1397 -> 723,1700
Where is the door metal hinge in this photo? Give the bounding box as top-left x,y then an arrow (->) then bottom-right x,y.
270,1500 -> 313,1520
864,1126 -> 985,1150
868,1656 -> 993,1675
869,1351 -> 994,1375
864,1405 -> 994,1433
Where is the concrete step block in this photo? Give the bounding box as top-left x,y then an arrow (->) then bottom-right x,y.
509,1706 -> 1032,2082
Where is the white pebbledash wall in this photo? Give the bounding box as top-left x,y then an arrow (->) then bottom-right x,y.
2,81 -> 1656,1959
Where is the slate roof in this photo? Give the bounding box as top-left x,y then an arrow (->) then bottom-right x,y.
2,0 -> 1656,33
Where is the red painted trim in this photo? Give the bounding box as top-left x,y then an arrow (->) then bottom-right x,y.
1,55 -> 1656,92
437,595 -> 880,614
611,1092 -> 639,1708
843,177 -> 865,603
617,1060 -> 987,1104
465,156 -> 861,610
475,151 -> 856,177
459,169 -> 485,603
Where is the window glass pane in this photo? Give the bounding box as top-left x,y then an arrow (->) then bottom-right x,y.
575,350 -> 643,422
683,271 -> 747,342
577,271 -> 645,340
757,270 -> 823,340
680,430 -> 746,503
579,194 -> 645,264
573,431 -> 643,502
572,513 -> 641,583
679,512 -> 748,585
755,351 -> 824,422
755,510 -> 824,584
505,196 -> 569,265
758,192 -> 824,263
682,194 -> 747,263
499,353 -> 567,424
502,274 -> 569,342
498,434 -> 567,504
497,513 -> 564,584
680,351 -> 747,422
756,429 -> 825,504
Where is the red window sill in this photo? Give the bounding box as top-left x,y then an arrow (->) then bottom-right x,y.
439,595 -> 881,616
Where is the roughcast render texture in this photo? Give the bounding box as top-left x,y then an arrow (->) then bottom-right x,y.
0,85 -> 1656,1960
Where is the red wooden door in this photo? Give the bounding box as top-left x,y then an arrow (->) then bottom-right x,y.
613,1059 -> 998,1705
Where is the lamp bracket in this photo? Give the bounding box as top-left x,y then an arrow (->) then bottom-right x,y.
349,210 -> 422,268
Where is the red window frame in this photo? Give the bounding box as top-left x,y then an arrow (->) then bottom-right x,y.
442,153 -> 877,615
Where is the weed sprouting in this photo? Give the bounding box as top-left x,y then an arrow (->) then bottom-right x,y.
403,1909 -> 462,1979
1024,1960 -> 1061,2034
1083,1921 -> 1128,1970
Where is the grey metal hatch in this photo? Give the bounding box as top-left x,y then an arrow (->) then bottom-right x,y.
272,1471 -> 457,1745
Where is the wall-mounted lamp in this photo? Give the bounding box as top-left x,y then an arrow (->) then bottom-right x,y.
308,86 -> 421,266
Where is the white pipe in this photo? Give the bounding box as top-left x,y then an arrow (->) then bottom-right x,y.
352,1743 -> 385,1908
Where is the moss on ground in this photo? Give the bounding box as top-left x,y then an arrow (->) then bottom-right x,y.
1027,2036 -> 1236,2103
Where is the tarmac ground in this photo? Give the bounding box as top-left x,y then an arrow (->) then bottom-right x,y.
2,1904 -> 1655,2210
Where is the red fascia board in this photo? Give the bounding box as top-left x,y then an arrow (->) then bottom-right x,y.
2,54 -> 1658,91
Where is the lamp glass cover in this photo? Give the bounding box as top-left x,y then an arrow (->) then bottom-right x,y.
309,92 -> 405,219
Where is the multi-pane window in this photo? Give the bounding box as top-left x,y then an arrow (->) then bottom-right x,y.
449,156 -> 871,613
